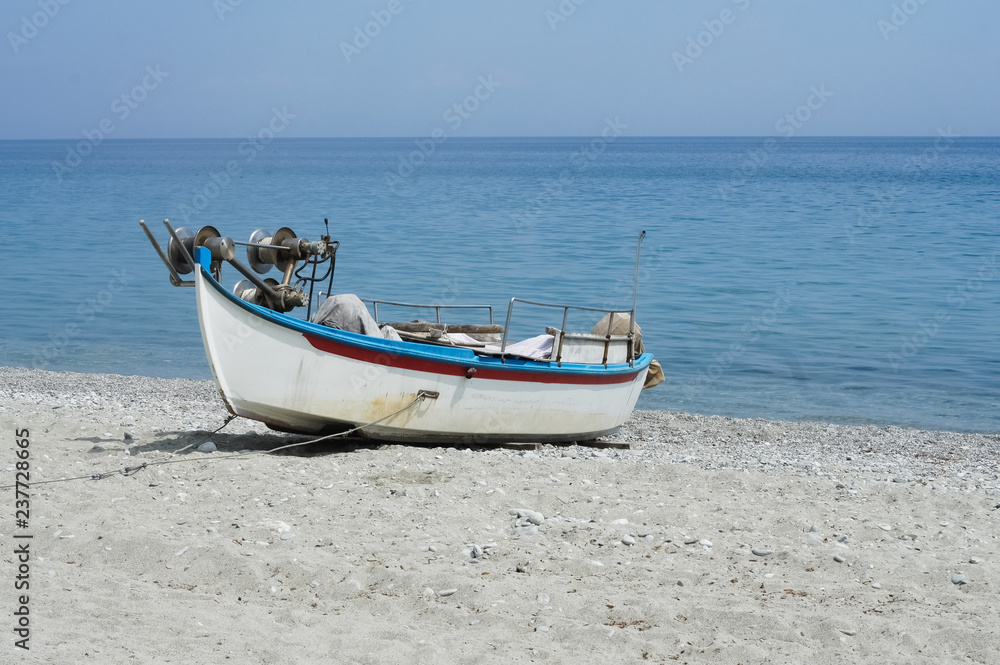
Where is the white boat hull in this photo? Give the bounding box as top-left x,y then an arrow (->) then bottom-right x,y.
195,264 -> 650,442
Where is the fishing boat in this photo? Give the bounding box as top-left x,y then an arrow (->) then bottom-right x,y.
140,220 -> 660,443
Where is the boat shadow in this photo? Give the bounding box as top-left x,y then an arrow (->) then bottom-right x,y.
123,430 -> 621,458
127,430 -> 373,458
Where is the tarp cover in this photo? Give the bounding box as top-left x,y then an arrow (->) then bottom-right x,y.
591,313 -> 664,389
311,294 -> 402,341
481,334 -> 554,360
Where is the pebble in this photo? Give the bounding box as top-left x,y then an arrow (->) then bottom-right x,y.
515,525 -> 538,536
438,588 -> 457,597
471,545 -> 483,559
510,509 -> 544,525
699,539 -> 713,547
839,628 -> 857,636
280,533 -> 295,540
871,582 -> 882,589
622,535 -> 636,546
197,441 -> 217,453
751,547 -> 773,557
123,432 -> 133,441
877,524 -> 892,531
834,555 -> 846,563
610,518 -> 629,525
951,574 -> 966,585
683,538 -> 698,545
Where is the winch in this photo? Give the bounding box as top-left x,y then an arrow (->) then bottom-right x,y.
140,219 -> 338,316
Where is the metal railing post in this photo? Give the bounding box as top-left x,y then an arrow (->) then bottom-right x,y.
629,230 -> 646,364
500,298 -> 516,363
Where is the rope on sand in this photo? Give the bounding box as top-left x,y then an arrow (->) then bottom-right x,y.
0,392 -> 432,490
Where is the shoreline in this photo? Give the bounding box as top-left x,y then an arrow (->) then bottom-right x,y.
4,362 -> 997,434
1,365 -> 998,662
2,365 -> 998,479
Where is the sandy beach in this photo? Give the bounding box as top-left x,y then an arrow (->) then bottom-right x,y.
1,365 -> 998,664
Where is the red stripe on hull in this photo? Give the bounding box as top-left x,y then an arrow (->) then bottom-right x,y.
303,334 -> 641,385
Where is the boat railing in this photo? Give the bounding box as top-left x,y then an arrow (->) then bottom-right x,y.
501,298 -> 636,366
318,293 -> 494,325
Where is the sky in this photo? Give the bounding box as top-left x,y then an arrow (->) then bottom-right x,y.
2,0 -> 998,139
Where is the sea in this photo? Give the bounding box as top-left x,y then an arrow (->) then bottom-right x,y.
1,137 -> 998,433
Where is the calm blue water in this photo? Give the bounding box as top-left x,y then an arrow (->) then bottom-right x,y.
1,137 -> 998,433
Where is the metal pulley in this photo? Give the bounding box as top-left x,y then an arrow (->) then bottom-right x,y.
194,225 -> 236,263
245,226 -> 331,274
167,225 -> 235,274
247,228 -> 275,274
167,226 -> 196,274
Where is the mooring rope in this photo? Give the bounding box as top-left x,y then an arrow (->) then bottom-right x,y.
0,392 -> 431,490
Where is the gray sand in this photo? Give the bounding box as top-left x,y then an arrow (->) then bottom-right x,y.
1,366 -> 997,663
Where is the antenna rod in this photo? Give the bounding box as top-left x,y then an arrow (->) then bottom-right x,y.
629,230 -> 646,346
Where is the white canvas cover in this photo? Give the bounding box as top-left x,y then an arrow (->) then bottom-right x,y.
482,334 -> 554,360
311,294 -> 402,341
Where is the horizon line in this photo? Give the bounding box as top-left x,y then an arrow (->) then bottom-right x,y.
1,135 -> 996,142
